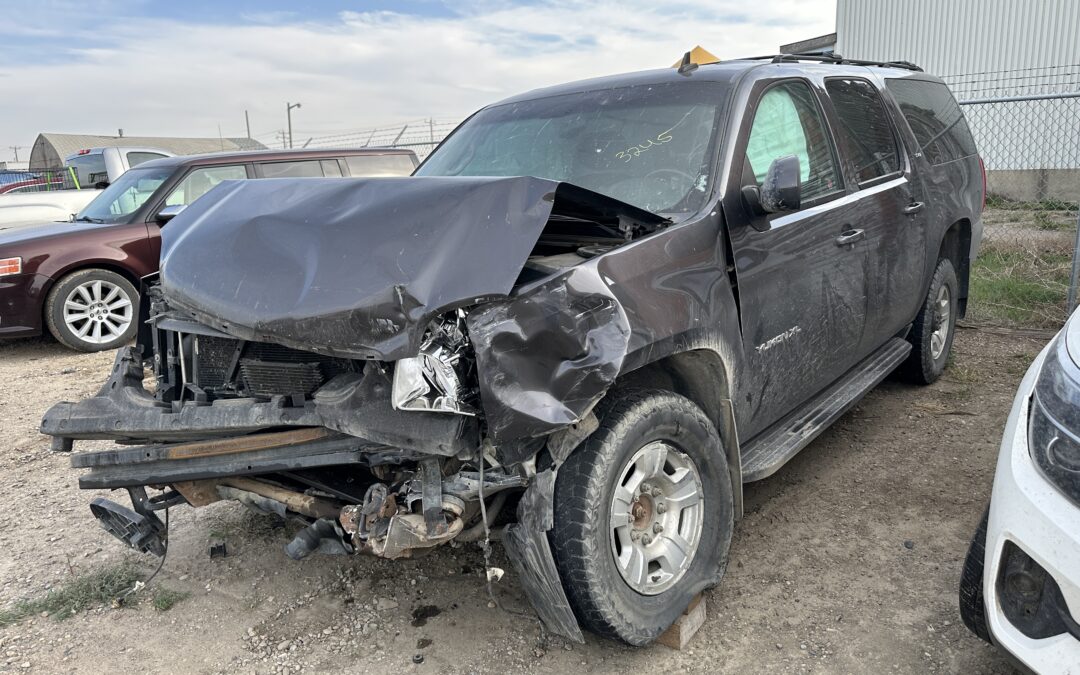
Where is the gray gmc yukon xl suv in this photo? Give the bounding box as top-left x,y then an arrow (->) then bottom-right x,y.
42,54 -> 983,645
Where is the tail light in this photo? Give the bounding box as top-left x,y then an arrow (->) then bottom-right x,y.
979,156 -> 987,212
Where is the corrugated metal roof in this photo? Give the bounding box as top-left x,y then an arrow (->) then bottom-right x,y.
30,133 -> 267,168
835,0 -> 1080,95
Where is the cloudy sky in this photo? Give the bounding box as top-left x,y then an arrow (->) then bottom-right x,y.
2,0 -> 836,162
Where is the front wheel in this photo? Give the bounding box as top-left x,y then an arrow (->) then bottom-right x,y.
44,269 -> 138,352
550,389 -> 733,645
898,258 -> 958,384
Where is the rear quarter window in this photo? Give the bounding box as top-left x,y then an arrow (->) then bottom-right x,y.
885,79 -> 977,165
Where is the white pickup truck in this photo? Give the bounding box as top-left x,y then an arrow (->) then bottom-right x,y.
0,146 -> 173,230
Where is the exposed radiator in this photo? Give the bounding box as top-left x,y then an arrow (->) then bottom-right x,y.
192,334 -> 354,397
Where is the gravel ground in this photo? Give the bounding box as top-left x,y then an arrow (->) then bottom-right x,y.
0,327 -> 1040,673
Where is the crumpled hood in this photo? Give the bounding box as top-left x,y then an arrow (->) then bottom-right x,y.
160,176 -> 581,360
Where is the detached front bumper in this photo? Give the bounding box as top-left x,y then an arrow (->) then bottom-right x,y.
984,347 -> 1080,671
42,347 -> 477,458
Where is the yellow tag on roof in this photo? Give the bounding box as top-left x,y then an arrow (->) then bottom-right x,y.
671,46 -> 720,68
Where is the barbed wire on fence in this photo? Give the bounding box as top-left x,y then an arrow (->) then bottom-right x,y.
298,119 -> 461,159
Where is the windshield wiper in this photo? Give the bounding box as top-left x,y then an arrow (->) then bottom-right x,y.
73,216 -> 103,223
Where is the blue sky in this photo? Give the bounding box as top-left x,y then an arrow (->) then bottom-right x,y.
0,0 -> 836,162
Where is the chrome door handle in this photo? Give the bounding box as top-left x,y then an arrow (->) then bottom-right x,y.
835,229 -> 865,247
902,201 -> 925,215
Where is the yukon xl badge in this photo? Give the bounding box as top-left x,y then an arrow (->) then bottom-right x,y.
756,326 -> 802,354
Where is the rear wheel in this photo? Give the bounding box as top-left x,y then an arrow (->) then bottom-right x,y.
45,269 -> 138,352
550,389 -> 733,645
898,258 -> 958,384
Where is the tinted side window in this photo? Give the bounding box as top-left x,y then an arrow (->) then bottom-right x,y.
126,151 -> 168,168
745,81 -> 840,202
885,79 -> 977,165
258,160 -> 325,178
345,154 -> 416,177
825,78 -> 900,183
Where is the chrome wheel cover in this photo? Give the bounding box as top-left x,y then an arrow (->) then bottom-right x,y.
609,441 -> 704,595
930,283 -> 951,360
63,279 -> 133,345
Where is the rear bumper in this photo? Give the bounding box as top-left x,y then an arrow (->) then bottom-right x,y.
0,272 -> 48,337
984,347 -> 1080,671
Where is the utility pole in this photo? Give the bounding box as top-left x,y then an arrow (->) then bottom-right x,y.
286,102 -> 302,149
9,146 -> 24,163
245,110 -> 251,139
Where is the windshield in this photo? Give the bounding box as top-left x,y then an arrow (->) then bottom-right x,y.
417,81 -> 728,214
75,166 -> 173,224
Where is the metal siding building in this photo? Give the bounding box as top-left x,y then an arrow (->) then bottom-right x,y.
835,0 -> 1080,98
836,0 -> 1080,199
28,134 -> 268,170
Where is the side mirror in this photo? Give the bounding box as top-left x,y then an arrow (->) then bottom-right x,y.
155,204 -> 186,224
759,155 -> 801,213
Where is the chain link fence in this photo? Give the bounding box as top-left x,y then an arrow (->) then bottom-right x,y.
0,166 -> 81,194
947,70 -> 1080,328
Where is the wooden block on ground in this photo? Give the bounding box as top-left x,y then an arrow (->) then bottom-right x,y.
656,595 -> 706,650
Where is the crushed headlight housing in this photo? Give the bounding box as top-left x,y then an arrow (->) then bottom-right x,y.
392,310 -> 478,416
1030,313 -> 1080,505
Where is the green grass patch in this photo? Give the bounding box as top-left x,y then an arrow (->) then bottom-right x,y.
987,194 -> 1079,213
150,587 -> 190,612
0,564 -> 142,627
968,242 -> 1072,328
1033,210 -> 1076,232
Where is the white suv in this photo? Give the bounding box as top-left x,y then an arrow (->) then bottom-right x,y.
960,311 -> 1080,671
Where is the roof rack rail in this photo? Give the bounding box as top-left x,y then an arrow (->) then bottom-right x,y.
737,53 -> 923,72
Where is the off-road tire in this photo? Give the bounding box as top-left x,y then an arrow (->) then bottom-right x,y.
959,508 -> 992,643
45,269 -> 139,352
550,388 -> 733,646
898,258 -> 958,384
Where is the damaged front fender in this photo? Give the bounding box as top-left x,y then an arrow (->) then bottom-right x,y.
467,265 -> 630,442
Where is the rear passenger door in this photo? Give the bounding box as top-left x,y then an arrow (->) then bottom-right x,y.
724,77 -> 870,438
823,77 -> 927,353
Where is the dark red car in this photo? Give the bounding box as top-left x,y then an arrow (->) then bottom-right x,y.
0,148 -> 418,351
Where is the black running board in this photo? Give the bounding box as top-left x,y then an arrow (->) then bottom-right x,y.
741,338 -> 911,482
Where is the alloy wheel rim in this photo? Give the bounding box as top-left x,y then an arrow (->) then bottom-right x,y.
930,284 -> 951,361
609,440 -> 704,595
63,280 -> 133,345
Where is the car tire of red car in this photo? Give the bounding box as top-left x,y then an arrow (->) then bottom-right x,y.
550,388 -> 733,646
45,269 -> 139,353
898,257 -> 959,385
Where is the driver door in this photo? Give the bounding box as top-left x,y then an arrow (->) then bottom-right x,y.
724,77 -> 870,439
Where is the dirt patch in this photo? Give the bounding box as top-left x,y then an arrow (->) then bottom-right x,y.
0,329 -> 1036,673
